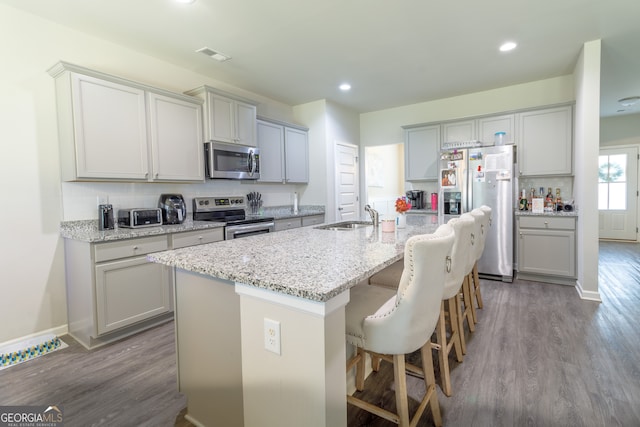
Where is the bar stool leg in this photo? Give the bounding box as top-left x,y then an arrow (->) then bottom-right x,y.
420,344 -> 443,427
393,354 -> 410,426
462,276 -> 475,332
467,272 -> 479,324
473,262 -> 484,309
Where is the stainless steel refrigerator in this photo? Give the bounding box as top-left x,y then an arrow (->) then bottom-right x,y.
439,143 -> 514,282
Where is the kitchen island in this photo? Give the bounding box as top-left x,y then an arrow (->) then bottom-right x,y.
148,215 -> 439,427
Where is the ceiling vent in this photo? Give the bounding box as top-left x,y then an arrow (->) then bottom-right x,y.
196,47 -> 231,62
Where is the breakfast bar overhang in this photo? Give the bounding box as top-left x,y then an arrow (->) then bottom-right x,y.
148,216 -> 438,427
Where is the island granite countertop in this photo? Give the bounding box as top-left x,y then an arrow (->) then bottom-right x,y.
148,214 -> 439,302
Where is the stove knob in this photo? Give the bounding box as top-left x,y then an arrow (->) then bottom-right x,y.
204,200 -> 209,205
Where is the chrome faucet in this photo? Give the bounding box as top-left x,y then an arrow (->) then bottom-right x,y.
364,204 -> 379,226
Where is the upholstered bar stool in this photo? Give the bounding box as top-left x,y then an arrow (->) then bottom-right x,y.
346,224 -> 455,427
456,213 -> 477,349
436,214 -> 474,395
473,205 -> 492,311
368,217 -> 474,395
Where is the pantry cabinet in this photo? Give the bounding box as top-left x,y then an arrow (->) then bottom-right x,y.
186,86 -> 257,146
517,105 -> 573,176
48,61 -> 204,182
516,215 -> 576,284
257,119 -> 309,184
403,124 -> 440,181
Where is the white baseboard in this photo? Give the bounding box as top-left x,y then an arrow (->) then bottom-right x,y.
575,280 -> 602,302
0,324 -> 68,351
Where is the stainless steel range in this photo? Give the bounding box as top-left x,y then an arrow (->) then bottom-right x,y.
192,196 -> 275,240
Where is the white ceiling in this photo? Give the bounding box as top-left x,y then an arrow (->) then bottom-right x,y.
3,0 -> 639,116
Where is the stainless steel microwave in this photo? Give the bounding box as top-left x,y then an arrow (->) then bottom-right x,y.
205,141 -> 260,180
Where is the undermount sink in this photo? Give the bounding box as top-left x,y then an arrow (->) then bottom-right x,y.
315,221 -> 373,230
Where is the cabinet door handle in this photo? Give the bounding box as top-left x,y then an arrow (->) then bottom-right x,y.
198,236 -> 203,240
133,245 -> 139,250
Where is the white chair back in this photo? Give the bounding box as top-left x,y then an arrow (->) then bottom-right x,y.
470,209 -> 486,262
443,215 -> 475,299
479,205 -> 492,255
460,213 -> 478,274
361,223 -> 455,355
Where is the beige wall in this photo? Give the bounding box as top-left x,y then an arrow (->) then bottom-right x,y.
0,2 -> 608,344
0,4 -> 308,344
573,39 -> 602,300
359,75 -> 575,149
601,114 -> 640,146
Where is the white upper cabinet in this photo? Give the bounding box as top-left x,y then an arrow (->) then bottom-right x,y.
404,124 -> 440,181
65,72 -> 149,180
284,127 -> 309,183
257,118 -> 309,184
147,93 -> 204,182
443,115 -> 515,146
517,105 -> 573,176
477,114 -> 515,145
48,62 -> 204,182
442,120 -> 476,143
186,86 -> 258,146
257,120 -> 285,182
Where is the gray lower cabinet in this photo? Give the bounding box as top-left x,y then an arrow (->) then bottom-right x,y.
516,215 -> 576,284
64,228 -> 224,349
274,214 -> 325,231
95,255 -> 171,335
274,217 -> 303,231
302,214 -> 325,227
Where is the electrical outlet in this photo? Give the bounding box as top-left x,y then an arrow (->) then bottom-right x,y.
264,318 -> 281,355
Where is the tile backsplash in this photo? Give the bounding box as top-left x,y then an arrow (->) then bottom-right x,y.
518,176 -> 574,203
61,181 -> 304,221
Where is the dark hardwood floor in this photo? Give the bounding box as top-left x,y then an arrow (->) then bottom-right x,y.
349,241 -> 640,427
1,241 -> 638,427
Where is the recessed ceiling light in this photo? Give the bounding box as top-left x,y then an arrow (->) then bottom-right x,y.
339,83 -> 351,91
499,42 -> 517,52
196,47 -> 231,62
618,96 -> 640,107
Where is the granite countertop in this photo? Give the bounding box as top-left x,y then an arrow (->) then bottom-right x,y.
60,218 -> 226,243
515,209 -> 578,217
60,205 -> 326,242
406,209 -> 438,215
148,214 -> 439,303
261,205 -> 325,220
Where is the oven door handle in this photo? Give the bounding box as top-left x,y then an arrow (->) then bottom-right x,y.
226,222 -> 275,238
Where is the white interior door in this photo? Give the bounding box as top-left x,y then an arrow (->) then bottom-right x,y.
599,146 -> 638,240
335,143 -> 359,221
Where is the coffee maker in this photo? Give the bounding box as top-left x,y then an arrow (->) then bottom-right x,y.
405,190 -> 425,210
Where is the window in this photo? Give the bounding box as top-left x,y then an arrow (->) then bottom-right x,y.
598,154 -> 627,210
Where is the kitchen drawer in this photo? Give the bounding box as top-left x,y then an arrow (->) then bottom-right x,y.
274,217 -> 302,231
95,235 -> 169,262
518,216 -> 575,230
171,228 -> 224,249
302,214 -> 325,227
